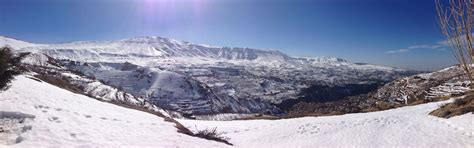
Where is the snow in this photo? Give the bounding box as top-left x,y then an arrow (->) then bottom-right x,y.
0,75 -> 227,147
0,75 -> 472,147
179,98 -> 473,147
21,53 -> 59,68
190,113 -> 261,121
1,36 -> 414,113
447,113 -> 474,133
64,63 -> 248,114
427,81 -> 471,99
7,35 -> 403,73
0,36 -> 42,50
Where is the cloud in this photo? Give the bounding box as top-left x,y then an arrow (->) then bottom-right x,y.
385,48 -> 409,54
407,45 -> 430,49
385,41 -> 448,54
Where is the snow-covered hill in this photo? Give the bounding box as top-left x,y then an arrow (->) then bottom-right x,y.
180,97 -> 473,147
373,65 -> 472,104
1,75 -> 471,147
1,36 -> 415,115
0,36 -> 42,50
0,75 -> 228,147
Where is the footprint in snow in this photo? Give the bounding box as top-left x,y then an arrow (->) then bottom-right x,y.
35,105 -> 49,109
463,132 -> 473,137
48,116 -> 61,123
431,116 -> 471,137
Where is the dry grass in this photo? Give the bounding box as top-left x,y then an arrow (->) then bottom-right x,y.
237,114 -> 282,120
192,127 -> 232,146
430,92 -> 474,118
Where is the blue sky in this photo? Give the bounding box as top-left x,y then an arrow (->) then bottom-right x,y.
0,0 -> 456,71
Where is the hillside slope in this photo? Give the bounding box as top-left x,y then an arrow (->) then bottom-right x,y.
180,97 -> 473,147
1,75 -> 471,147
0,36 -> 42,50
0,75 -> 228,147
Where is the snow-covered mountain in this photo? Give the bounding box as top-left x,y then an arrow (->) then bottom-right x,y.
1,35 -> 416,115
14,36 -> 399,70
2,75 -> 471,147
18,36 -> 290,65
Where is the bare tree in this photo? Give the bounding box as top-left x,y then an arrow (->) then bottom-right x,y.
435,0 -> 474,88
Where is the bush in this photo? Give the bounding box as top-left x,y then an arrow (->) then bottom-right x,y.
0,46 -> 28,90
194,127 -> 232,145
453,98 -> 468,106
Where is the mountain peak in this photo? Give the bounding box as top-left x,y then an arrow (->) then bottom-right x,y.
121,36 -> 188,45
297,56 -> 348,64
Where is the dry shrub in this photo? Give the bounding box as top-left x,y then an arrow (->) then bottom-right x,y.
193,127 -> 232,146
430,92 -> 474,118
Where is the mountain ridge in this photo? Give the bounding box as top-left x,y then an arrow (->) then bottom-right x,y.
1,35 -> 416,115
1,35 -> 400,70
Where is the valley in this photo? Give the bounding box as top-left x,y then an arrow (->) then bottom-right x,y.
1,36 -> 417,116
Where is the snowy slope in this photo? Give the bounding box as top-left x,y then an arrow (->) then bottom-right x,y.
0,75 -> 228,147
180,98 -> 473,147
1,75 -> 472,147
0,36 -> 42,50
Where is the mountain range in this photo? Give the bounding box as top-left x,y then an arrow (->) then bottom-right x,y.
1,35 -> 416,115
